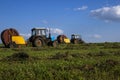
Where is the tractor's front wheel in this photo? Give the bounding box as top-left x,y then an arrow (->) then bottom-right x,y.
52,40 -> 58,48
33,38 -> 44,47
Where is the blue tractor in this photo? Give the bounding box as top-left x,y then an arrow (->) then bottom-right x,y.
29,28 -> 57,47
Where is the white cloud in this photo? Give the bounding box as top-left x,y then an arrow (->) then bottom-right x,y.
91,5 -> 120,22
74,6 -> 88,11
41,20 -> 48,24
88,34 -> 102,39
47,28 -> 64,35
20,33 -> 31,38
93,34 -> 102,39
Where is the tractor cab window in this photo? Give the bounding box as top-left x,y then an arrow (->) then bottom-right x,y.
71,35 -> 75,39
75,35 -> 80,39
71,34 -> 80,39
38,29 -> 46,36
31,28 -> 46,36
41,29 -> 46,35
36,29 -> 46,36
32,30 -> 36,36
36,30 -> 41,35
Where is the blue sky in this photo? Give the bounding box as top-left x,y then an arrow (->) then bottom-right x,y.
0,0 -> 120,42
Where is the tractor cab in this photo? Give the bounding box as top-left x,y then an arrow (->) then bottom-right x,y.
71,34 -> 81,39
31,28 -> 47,37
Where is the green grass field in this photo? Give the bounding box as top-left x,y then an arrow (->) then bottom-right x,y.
0,43 -> 120,80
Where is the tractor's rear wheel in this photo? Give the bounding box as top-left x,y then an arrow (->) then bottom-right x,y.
74,40 -> 79,44
33,38 -> 44,47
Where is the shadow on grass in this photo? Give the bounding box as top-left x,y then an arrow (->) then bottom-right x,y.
0,52 -> 40,62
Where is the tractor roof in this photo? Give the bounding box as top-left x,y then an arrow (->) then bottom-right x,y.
31,28 -> 46,31
71,34 -> 80,36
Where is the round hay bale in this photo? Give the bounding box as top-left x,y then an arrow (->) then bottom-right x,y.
57,35 -> 67,43
1,28 -> 19,47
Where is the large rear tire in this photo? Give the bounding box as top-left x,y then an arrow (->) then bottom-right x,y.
33,38 -> 44,47
74,39 -> 79,44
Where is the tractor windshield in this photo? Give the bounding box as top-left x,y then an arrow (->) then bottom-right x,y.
71,34 -> 80,39
75,35 -> 80,39
41,30 -> 46,35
